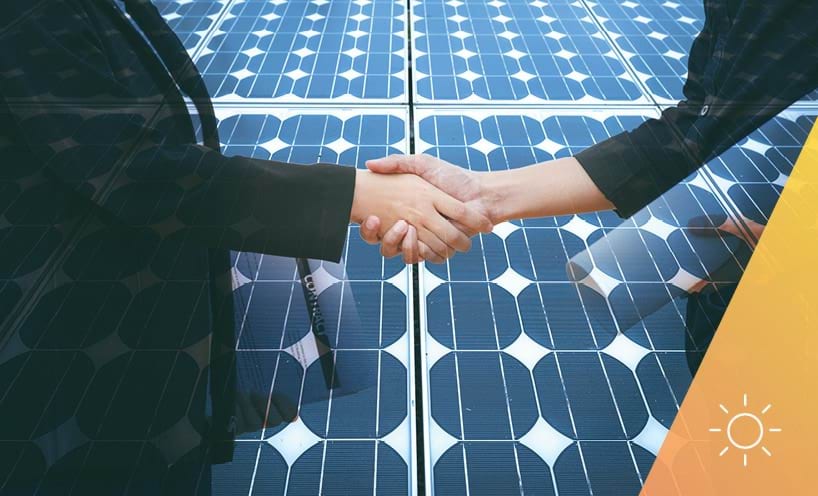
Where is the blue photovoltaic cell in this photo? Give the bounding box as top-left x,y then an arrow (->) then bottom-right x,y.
416,109 -> 750,495
412,0 -> 647,103
205,109 -> 415,495
154,0 -> 230,53
195,0 -> 406,102
703,112 -> 817,227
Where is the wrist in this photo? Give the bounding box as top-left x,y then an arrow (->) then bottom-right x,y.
478,170 -> 512,224
350,169 -> 370,224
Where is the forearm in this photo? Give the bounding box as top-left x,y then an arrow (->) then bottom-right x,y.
482,157 -> 614,223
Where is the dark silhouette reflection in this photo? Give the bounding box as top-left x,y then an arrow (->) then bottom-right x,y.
684,283 -> 737,377
1,1 -> 360,493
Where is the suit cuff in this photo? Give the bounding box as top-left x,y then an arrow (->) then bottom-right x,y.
299,163 -> 356,262
576,130 -> 674,219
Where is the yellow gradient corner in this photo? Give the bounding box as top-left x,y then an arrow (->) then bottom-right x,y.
641,123 -> 818,495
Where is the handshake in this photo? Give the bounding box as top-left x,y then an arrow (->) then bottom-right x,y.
350,154 -> 494,264
350,153 -> 612,264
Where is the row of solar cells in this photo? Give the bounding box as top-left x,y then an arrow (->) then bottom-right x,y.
157,0 -> 816,104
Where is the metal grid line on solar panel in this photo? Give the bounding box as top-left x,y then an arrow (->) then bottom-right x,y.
414,107 -> 742,495
209,107 -> 415,496
701,111 -> 817,228
153,0 -> 232,53
195,0 -> 407,103
411,0 -> 649,104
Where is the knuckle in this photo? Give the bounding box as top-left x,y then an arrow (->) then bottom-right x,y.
452,202 -> 467,219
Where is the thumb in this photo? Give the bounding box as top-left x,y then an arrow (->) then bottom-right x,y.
366,154 -> 426,175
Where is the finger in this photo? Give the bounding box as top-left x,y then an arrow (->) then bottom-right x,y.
426,211 -> 472,253
402,225 -> 420,264
434,195 -> 493,234
451,219 -> 477,237
419,241 -> 444,264
380,220 -> 409,258
359,216 -> 382,244
417,225 -> 455,260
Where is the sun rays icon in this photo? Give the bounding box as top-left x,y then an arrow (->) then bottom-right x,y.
709,393 -> 782,467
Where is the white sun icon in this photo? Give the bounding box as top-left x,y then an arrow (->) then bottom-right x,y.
709,393 -> 782,467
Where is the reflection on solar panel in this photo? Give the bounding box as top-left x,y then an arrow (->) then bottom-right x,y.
150,0 -> 818,494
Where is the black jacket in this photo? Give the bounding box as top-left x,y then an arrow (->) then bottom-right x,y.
0,0 -> 354,491
577,0 -> 818,218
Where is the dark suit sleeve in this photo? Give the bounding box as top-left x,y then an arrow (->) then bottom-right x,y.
0,2 -> 354,262
576,1 -> 818,218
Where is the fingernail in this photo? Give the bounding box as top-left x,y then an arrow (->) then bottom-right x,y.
395,220 -> 408,232
365,217 -> 377,229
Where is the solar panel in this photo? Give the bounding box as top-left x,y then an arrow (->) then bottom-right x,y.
412,0 -> 647,103
194,0 -> 407,102
413,108 -> 748,495
1,1 -> 804,494
207,108 -> 416,495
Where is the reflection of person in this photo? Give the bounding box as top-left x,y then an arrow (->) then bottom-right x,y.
363,1 -> 818,259
0,0 -> 489,492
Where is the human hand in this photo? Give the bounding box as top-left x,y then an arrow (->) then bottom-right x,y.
359,154 -> 499,263
351,169 -> 493,262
